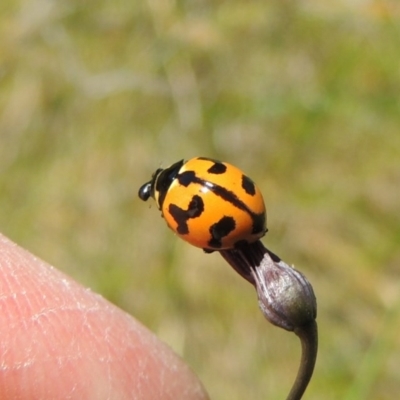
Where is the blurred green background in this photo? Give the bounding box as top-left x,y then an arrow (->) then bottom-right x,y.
1,0 -> 400,399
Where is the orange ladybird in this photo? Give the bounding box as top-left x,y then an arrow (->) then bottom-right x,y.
138,157 -> 267,252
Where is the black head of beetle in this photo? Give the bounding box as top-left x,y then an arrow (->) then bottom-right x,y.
138,160 -> 184,208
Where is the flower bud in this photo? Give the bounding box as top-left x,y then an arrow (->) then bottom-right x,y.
250,251 -> 316,331
219,241 -> 317,399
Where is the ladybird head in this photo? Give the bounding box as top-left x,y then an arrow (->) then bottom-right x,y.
138,181 -> 153,201
138,160 -> 184,209
138,167 -> 163,205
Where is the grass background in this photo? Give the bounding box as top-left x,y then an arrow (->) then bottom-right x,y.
1,0 -> 400,399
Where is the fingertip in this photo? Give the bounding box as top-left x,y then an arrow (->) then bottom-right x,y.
0,233 -> 209,400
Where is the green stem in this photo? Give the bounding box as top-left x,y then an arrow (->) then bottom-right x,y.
287,320 -> 318,400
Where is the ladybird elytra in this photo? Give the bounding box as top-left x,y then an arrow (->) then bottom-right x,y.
138,157 -> 267,251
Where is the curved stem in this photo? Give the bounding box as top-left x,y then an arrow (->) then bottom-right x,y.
287,320 -> 318,400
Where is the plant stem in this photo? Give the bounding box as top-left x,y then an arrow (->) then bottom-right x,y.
219,241 -> 318,399
287,320 -> 318,400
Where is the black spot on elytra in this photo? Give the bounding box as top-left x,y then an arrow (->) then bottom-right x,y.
252,212 -> 266,235
168,195 -> 204,235
241,175 -> 256,196
207,162 -> 227,175
176,170 -> 196,187
196,157 -> 227,174
207,216 -> 236,249
174,163 -> 267,244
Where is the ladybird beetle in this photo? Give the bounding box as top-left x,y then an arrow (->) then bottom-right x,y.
138,157 -> 267,252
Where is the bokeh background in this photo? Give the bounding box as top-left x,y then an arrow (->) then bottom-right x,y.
1,1 -> 400,399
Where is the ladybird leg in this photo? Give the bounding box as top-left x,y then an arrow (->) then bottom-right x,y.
202,248 -> 214,254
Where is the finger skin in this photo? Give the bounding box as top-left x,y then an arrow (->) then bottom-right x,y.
0,233 -> 209,400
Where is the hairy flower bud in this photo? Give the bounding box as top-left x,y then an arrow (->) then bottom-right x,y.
219,241 -> 318,400
250,252 -> 317,331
